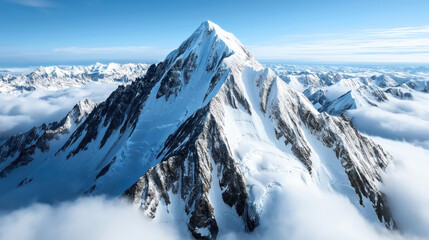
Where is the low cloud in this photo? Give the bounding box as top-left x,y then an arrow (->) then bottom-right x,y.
372,137 -> 429,239
0,196 -> 179,240
219,181 -> 404,240
0,82 -> 119,140
346,92 -> 429,149
0,183 -> 409,240
0,67 -> 36,76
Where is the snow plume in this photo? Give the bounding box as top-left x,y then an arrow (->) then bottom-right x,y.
0,196 -> 179,240
0,82 -> 118,140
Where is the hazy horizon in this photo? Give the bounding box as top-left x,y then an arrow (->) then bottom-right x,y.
1,0 -> 429,66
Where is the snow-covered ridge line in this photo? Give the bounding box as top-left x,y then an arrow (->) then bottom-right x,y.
269,64 -> 429,93
0,62 -> 150,94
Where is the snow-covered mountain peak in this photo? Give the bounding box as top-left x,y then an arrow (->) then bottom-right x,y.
195,20 -> 240,46
164,21 -> 261,74
69,98 -> 97,124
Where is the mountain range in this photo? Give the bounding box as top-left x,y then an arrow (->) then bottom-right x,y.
0,63 -> 149,94
0,21 -> 403,239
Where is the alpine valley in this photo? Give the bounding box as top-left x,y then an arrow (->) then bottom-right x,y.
2,21 -> 428,239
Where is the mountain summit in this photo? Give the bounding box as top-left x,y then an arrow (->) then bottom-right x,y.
0,21 -> 396,239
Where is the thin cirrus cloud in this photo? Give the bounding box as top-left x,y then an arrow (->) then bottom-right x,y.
52,46 -> 172,61
10,0 -> 55,8
2,25 -> 429,65
0,46 -> 172,66
248,25 -> 429,63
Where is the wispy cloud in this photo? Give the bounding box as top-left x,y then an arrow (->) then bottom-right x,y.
249,25 -> 429,63
52,46 -> 172,58
0,46 -> 172,66
10,0 -> 55,8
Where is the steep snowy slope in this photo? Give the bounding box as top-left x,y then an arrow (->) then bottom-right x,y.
0,21 -> 396,239
0,63 -> 149,94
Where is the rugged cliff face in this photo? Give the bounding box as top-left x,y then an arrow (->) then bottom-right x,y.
0,21 -> 396,239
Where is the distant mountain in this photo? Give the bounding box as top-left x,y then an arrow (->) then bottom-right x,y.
0,63 -> 149,94
269,64 -> 428,117
270,64 -> 429,93
0,21 -> 396,239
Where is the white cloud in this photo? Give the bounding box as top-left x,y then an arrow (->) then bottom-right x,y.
0,82 -> 119,140
0,46 -> 171,66
0,196 -> 179,240
52,46 -> 172,61
0,67 -> 36,76
248,25 -> 429,63
372,137 -> 429,239
346,92 -> 429,149
10,0 -> 54,8
219,181 -> 404,240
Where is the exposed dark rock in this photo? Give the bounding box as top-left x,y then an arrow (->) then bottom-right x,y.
95,157 -> 116,180
385,88 -> 413,100
156,59 -> 183,100
17,177 -> 33,187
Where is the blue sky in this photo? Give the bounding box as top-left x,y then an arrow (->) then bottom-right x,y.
1,0 -> 429,66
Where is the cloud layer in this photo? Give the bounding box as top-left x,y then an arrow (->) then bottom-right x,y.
1,180 -> 419,240
0,82 -> 119,140
373,137 -> 429,239
0,197 -> 179,240
347,91 -> 429,149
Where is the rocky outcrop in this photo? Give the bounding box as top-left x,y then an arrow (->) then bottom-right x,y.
385,87 -> 413,100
